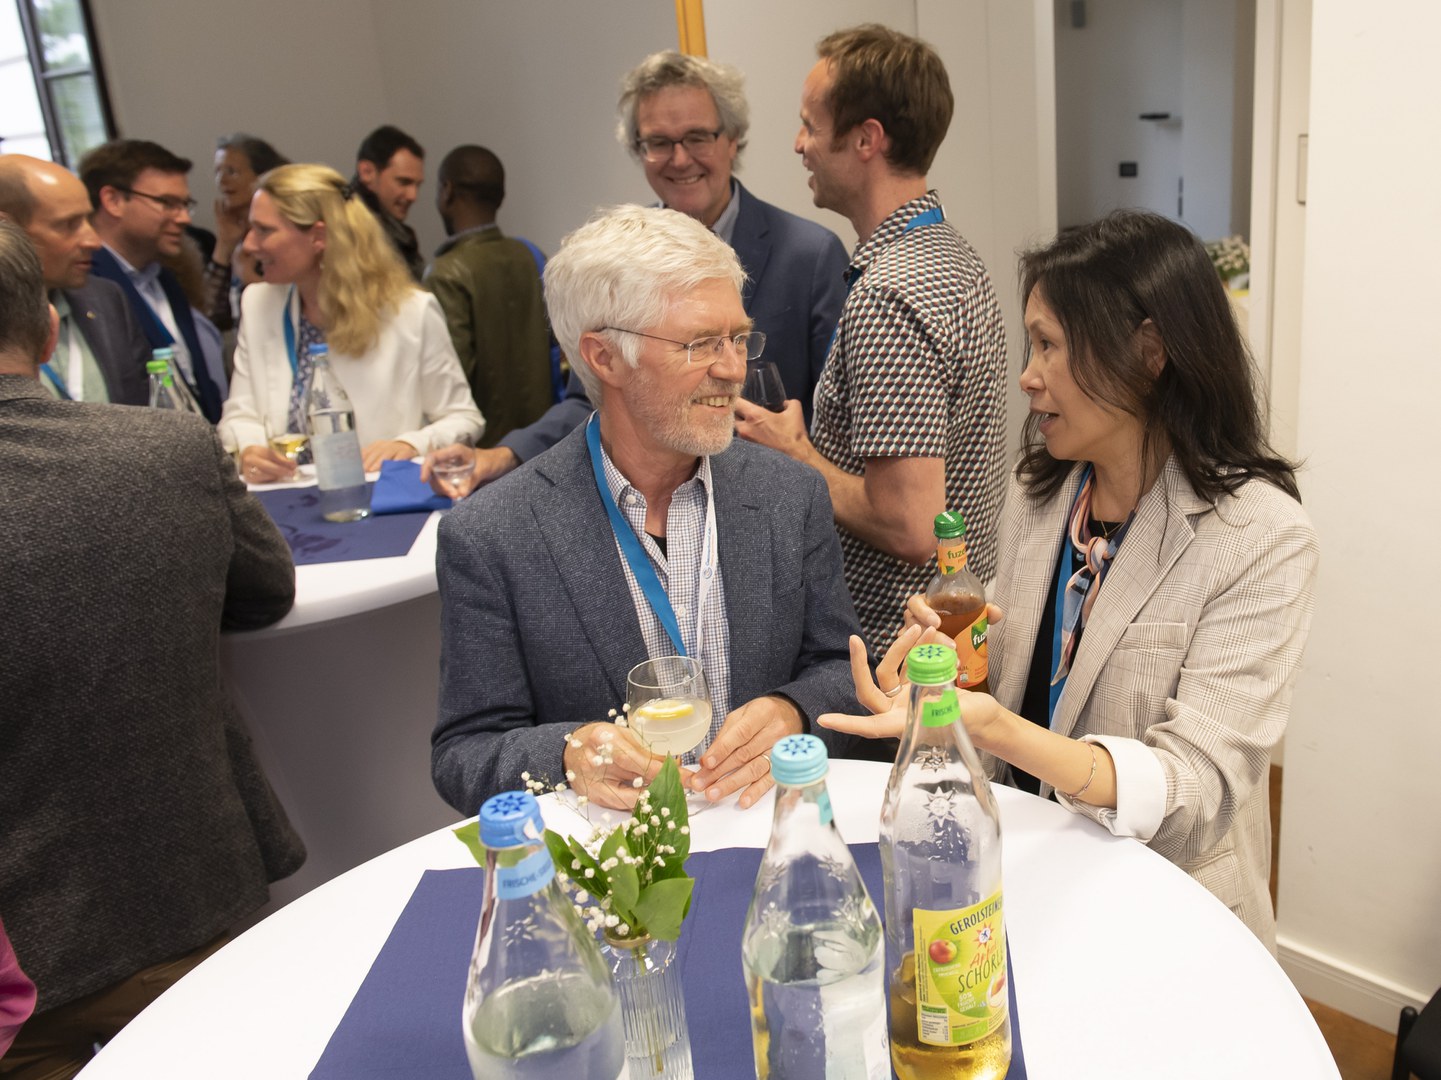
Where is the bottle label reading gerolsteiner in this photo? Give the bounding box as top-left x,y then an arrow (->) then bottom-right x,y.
912,889 -> 1008,1046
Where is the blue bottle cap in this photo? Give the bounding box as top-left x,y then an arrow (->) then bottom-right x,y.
770,734 -> 829,787
307,343 -> 330,356
479,791 -> 545,848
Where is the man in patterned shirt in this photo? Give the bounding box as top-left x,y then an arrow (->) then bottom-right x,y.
432,206 -> 865,817
736,24 -> 1008,653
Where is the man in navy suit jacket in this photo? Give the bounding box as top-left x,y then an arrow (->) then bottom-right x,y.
423,51 -> 849,495
78,139 -> 227,422
433,206 -> 866,816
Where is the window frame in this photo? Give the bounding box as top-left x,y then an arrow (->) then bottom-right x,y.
13,0 -> 115,167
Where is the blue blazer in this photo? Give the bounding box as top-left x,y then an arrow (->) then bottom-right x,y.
431,427 -> 867,813
498,184 -> 849,462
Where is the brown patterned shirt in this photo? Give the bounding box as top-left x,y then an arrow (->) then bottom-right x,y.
811,191 -> 1008,652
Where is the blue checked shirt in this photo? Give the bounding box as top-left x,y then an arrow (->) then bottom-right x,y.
598,445 -> 733,756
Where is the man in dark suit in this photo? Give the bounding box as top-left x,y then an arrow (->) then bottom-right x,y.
78,139 -> 227,422
433,205 -> 864,816
422,50 -> 849,495
0,221 -> 304,1077
0,154 -> 151,405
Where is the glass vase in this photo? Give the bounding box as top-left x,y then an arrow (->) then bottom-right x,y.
603,933 -> 693,1079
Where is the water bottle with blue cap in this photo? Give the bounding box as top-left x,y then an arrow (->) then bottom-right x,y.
461,790 -> 624,1079
741,734 -> 888,1078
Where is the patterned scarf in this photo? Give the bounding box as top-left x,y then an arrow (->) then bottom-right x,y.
1051,467 -> 1134,686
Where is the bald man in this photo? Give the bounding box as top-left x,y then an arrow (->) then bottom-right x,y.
426,145 -> 553,446
0,155 -> 151,406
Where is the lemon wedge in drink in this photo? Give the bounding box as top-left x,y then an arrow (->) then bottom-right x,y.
633,698 -> 694,722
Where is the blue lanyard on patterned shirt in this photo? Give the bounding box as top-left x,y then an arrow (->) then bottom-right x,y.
586,414 -> 689,656
829,204 -> 948,358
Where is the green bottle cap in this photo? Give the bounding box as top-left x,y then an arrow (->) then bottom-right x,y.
933,511 -> 967,540
146,359 -> 168,374
906,643 -> 959,685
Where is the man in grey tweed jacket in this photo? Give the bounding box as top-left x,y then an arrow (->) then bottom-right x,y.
433,205 -> 867,817
0,222 -> 304,1076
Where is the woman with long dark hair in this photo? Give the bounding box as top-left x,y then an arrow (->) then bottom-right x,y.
823,210 -> 1318,949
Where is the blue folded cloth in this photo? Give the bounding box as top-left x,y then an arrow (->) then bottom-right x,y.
369,459 -> 452,515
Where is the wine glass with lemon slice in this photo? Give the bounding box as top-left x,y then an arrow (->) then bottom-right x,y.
626,656 -> 713,811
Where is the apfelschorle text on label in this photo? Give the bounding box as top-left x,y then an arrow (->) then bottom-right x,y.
913,889 -> 1008,1046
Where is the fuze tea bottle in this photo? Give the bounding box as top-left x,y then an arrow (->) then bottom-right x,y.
879,644 -> 1011,1080
741,734 -> 888,1079
462,791 -> 625,1080
923,512 -> 989,693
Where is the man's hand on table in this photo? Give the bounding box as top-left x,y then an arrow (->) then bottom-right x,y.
564,721 -> 666,811
240,444 -> 296,484
421,444 -> 521,499
687,695 -> 804,810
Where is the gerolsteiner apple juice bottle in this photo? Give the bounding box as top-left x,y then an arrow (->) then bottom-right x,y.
880,644 -> 1010,1080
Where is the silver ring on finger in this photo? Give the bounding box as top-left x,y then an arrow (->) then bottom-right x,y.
882,683 -> 904,698
761,753 -> 772,771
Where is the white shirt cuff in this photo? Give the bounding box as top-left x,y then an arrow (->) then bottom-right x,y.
1060,734 -> 1166,841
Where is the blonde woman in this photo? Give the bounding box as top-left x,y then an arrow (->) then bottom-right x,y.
220,164 -> 483,482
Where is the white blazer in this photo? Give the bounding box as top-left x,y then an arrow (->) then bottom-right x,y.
219,284 -> 484,454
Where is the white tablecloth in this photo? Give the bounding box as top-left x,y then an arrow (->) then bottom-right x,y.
78,761 -> 1339,1079
223,479 -> 454,915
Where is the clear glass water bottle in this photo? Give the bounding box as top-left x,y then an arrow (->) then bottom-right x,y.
742,734 -> 888,1079
146,348 -> 199,413
303,344 -> 369,522
880,645 -> 1011,1080
462,790 -> 625,1080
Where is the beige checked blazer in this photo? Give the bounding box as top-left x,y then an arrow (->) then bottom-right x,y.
987,458 -> 1319,949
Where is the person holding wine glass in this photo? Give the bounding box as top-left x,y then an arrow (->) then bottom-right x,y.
218,164 -> 482,483
431,204 -> 872,817
819,210 -> 1319,949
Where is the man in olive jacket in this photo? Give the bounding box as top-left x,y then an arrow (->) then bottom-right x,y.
425,145 -> 553,447
0,221 -> 304,1077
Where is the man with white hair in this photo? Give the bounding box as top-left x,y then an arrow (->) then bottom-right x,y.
431,205 -> 866,815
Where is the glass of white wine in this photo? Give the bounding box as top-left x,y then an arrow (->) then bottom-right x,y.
266,415 -> 310,470
626,656 -> 714,813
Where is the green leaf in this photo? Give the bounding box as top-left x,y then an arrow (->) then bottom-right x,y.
608,861 -> 640,924
645,757 -> 687,827
543,830 -> 573,878
633,877 -> 694,941
453,822 -> 485,867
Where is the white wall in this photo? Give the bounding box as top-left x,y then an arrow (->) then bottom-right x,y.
90,0 -> 675,261
90,0 -> 387,219
1053,0 -> 1252,240
1276,1 -> 1441,1028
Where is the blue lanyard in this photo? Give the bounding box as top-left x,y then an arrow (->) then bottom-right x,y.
40,363 -> 73,400
1048,526 -> 1073,726
829,204 -> 947,358
585,414 -> 687,656
281,287 -> 300,380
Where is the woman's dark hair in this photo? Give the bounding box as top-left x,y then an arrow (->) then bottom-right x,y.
1017,209 -> 1299,504
216,133 -> 288,176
